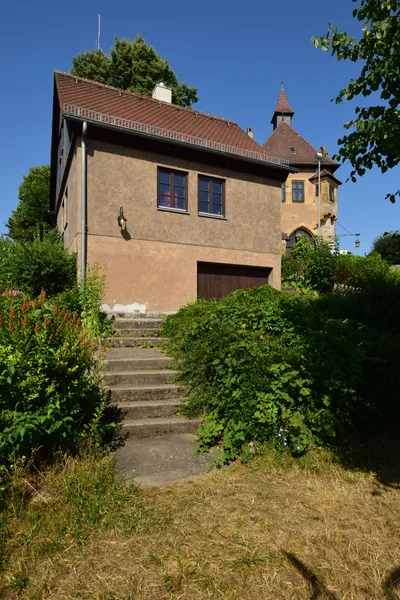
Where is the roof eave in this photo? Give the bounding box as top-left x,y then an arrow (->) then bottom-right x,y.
63,112 -> 297,174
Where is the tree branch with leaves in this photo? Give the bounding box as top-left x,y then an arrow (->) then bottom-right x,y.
312,0 -> 400,202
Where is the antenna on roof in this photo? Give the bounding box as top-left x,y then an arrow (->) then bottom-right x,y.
281,78 -> 284,91
96,14 -> 101,51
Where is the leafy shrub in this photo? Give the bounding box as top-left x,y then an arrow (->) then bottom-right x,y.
2,232 -> 76,297
0,290 -> 104,466
282,237 -> 336,293
372,231 -> 400,265
52,266 -> 113,341
162,285 -> 396,461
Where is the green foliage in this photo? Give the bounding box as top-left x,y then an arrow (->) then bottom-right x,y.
72,35 -> 199,108
0,232 -> 77,298
162,279 -> 400,462
53,266 -> 114,341
372,231 -> 400,265
282,237 -> 336,293
0,291 -> 104,468
312,0 -> 400,202
7,166 -> 55,241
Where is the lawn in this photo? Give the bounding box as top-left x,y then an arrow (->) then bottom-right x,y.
1,442 -> 400,599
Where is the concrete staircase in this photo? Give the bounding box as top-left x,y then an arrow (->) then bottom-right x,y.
103,314 -> 213,487
104,314 -> 201,439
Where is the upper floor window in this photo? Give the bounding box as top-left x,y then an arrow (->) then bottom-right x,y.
198,176 -> 225,216
329,184 -> 335,202
292,181 -> 304,203
158,168 -> 187,211
315,184 -> 319,196
290,146 -> 296,154
282,182 -> 286,203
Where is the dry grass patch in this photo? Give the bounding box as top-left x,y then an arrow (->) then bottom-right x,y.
1,446 -> 400,599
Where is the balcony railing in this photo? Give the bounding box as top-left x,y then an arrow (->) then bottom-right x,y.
63,103 -> 290,168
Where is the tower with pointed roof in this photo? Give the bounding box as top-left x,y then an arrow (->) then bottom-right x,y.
263,85 -> 341,252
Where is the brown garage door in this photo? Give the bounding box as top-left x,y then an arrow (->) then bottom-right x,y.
197,262 -> 271,300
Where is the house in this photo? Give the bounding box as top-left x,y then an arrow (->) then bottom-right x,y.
50,72 -> 294,313
263,86 -> 341,252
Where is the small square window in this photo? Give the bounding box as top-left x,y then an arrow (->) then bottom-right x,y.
198,176 -> 225,216
157,168 -> 188,211
292,181 -> 304,202
290,146 -> 296,153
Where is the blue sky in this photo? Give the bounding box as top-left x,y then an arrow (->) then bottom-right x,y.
0,0 -> 398,253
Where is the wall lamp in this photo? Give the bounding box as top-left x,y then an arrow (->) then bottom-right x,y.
117,207 -> 127,230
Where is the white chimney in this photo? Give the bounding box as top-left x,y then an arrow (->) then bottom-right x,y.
247,127 -> 254,139
152,82 -> 172,103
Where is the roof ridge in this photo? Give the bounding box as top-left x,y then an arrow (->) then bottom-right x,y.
54,70 -> 238,126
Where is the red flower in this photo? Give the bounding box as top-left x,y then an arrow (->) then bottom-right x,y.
9,308 -> 17,320
8,321 -> 14,332
34,322 -> 40,332
21,301 -> 30,313
21,317 -> 29,327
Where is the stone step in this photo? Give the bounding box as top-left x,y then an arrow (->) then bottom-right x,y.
109,312 -> 166,320
122,417 -> 201,438
116,399 -> 181,419
113,319 -> 163,331
106,337 -> 167,348
108,384 -> 187,403
105,356 -> 174,372
103,370 -> 178,387
113,329 -> 161,337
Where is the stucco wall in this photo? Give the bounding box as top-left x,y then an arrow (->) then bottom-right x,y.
63,137 -> 284,312
85,139 -> 282,256
87,234 -> 281,313
56,145 -> 80,252
282,169 -> 338,239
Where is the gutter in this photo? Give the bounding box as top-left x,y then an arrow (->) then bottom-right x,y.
63,110 -> 297,175
81,121 -> 87,284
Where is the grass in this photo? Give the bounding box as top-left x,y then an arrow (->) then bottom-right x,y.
1,443 -> 400,599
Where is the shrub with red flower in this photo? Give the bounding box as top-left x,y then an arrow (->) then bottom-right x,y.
0,290 -> 104,464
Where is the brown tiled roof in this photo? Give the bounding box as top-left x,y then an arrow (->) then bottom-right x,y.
309,169 -> 342,185
262,122 -> 339,170
54,71 -> 263,153
274,89 -> 294,115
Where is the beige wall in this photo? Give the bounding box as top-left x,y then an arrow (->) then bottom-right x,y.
282,169 -> 338,242
56,146 -> 80,252
86,139 -> 282,255
59,137 -> 284,312
87,235 -> 281,313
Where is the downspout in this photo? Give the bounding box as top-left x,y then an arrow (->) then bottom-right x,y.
81,121 -> 87,284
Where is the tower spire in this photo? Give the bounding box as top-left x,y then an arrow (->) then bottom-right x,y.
271,83 -> 294,130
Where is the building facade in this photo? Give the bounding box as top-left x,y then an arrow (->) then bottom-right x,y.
262,87 -> 341,252
50,72 -> 293,313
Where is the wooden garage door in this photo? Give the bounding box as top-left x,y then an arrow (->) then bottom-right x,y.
197,262 -> 271,300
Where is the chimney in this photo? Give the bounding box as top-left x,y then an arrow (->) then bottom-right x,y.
247,127 -> 254,139
152,82 -> 172,103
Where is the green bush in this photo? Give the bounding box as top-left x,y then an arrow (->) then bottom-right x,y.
372,231 -> 400,265
53,266 -> 113,341
282,237 -> 336,293
0,290 -> 104,466
0,232 -> 76,298
162,285 -> 396,461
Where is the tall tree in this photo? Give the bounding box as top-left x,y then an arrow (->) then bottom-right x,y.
7,165 -> 55,242
71,35 -> 198,108
312,0 -> 400,202
372,231 -> 400,265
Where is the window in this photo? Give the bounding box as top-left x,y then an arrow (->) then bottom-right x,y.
286,228 -> 315,254
315,184 -> 319,196
329,184 -> 335,202
62,186 -> 68,230
198,176 -> 225,216
281,182 -> 286,203
290,146 -> 296,153
292,181 -> 304,202
158,168 -> 187,211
